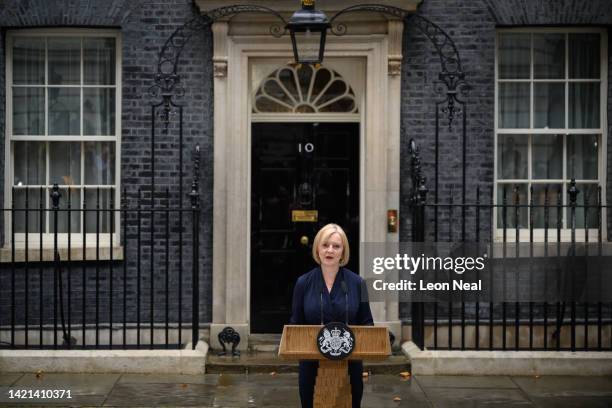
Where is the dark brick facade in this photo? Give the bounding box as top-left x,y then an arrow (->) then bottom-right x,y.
0,0 -> 213,329
0,0 -> 610,331
399,0 -> 612,320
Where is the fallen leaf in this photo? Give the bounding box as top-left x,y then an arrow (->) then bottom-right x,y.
393,396 -> 401,402
35,370 -> 43,379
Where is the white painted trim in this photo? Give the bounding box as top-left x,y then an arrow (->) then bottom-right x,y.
494,27 -> 608,242
251,114 -> 360,123
212,28 -> 400,333
4,29 -> 122,248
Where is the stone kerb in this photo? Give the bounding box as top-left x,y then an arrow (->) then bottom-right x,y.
0,341 -> 209,374
402,341 -> 612,376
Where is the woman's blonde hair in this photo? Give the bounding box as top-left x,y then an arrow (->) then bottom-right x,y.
312,223 -> 350,266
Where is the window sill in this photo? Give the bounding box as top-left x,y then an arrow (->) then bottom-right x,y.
0,246 -> 124,263
487,241 -> 612,259
493,229 -> 604,243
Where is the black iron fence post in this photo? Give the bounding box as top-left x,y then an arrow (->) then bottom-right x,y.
412,177 -> 428,349
51,184 -> 61,350
190,145 -> 201,350
568,179 -> 579,352
10,188 -> 15,349
409,140 -> 427,349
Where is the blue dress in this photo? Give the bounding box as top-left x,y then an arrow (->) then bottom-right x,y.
290,267 -> 374,408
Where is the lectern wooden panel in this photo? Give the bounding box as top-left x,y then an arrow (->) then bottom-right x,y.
279,325 -> 390,408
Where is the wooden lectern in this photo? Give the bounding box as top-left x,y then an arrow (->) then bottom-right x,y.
279,325 -> 391,408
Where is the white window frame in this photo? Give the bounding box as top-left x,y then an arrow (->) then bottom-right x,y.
3,28 -> 122,250
494,27 -> 608,242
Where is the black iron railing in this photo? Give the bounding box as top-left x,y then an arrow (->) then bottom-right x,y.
0,162 -> 201,351
408,142 -> 611,352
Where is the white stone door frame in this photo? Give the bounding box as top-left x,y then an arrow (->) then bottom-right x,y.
208,17 -> 405,349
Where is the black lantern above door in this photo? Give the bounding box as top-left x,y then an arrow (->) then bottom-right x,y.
286,0 -> 330,64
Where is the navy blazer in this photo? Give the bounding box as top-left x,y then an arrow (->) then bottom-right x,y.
290,267 -> 374,326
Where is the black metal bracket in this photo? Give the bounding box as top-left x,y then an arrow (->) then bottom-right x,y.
217,326 -> 241,357
150,4 -> 469,129
327,5 -> 469,129
149,6 -> 288,128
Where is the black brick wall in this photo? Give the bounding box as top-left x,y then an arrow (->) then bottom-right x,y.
0,0 -> 214,332
0,0 -> 610,330
399,0 -> 612,320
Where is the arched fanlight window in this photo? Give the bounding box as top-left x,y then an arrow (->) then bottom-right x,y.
253,64 -> 358,114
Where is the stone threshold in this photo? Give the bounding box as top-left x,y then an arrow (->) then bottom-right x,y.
402,341 -> 612,376
0,341 -> 209,374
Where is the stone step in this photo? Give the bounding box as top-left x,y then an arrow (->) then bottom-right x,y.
206,351 -> 411,374
249,334 -> 282,352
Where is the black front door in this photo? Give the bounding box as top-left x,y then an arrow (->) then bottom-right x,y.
251,122 -> 360,333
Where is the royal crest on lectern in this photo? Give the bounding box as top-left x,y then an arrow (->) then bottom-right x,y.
317,322 -> 355,360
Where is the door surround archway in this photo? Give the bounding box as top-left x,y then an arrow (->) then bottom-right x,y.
204,3 -> 410,349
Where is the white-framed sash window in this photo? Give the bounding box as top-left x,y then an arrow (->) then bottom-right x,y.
4,29 -> 121,248
495,28 -> 608,242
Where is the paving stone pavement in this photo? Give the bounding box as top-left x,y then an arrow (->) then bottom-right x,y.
0,372 -> 611,407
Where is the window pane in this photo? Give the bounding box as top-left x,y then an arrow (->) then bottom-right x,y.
254,95 -> 292,113
84,142 -> 115,185
317,80 -> 348,106
534,33 -> 564,79
569,34 -> 600,79
497,135 -> 528,179
534,83 -> 564,128
13,188 -> 44,233
85,188 -> 114,233
12,87 -> 45,135
311,67 -> 331,97
499,83 -> 530,128
14,141 -> 46,185
567,135 -> 598,180
48,37 -> 81,85
50,142 -> 81,185
569,83 -> 600,128
49,87 -> 80,135
12,37 -> 45,85
84,88 -> 115,135
572,184 -> 599,229
531,184 -> 562,229
532,134 -> 563,179
49,188 -> 81,233
498,33 -> 530,79
84,38 -> 116,85
497,184 -> 528,228
278,68 -> 299,99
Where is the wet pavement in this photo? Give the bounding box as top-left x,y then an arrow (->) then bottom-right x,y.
1,372 -> 611,407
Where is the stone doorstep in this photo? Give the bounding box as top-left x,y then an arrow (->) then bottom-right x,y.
0,341 -> 209,375
402,341 -> 612,376
206,351 -> 411,374
249,334 -> 282,352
